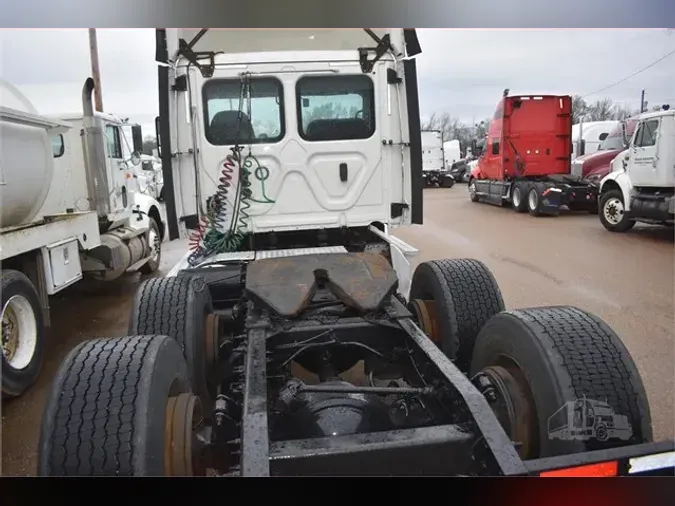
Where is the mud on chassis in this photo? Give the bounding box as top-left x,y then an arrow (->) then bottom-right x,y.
37,231 -> 671,477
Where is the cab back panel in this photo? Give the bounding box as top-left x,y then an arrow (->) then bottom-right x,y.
502,95 -> 572,178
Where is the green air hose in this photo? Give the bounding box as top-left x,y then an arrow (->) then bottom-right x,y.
187,75 -> 277,266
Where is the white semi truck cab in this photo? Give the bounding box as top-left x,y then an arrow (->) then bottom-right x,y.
34,29 -> 675,479
598,108 -> 675,232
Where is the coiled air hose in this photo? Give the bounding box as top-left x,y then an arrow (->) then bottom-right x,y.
187,75 -> 277,267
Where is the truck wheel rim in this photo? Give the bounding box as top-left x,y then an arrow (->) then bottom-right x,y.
408,299 -> 440,343
469,183 -> 476,199
149,227 -> 161,263
1,295 -> 38,370
476,360 -> 537,459
603,197 -> 624,225
513,188 -> 521,207
528,190 -> 538,210
164,392 -> 205,476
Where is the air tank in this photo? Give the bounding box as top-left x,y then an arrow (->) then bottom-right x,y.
0,79 -> 70,228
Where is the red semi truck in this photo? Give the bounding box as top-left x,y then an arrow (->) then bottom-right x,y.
469,92 -> 598,216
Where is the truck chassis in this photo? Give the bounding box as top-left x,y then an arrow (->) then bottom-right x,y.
37,228 -> 674,476
470,175 -> 598,215
423,170 -> 454,188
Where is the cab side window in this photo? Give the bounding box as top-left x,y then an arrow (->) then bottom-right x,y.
634,119 -> 659,148
51,135 -> 65,158
105,124 -> 123,158
491,138 -> 500,155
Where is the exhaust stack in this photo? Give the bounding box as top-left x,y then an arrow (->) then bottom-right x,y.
81,77 -> 111,217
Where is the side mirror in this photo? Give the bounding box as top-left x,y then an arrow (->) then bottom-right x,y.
131,125 -> 143,154
579,139 -> 586,156
130,151 -> 142,167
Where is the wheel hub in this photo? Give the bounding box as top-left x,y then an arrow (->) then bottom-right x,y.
2,306 -> 18,362
604,197 -> 624,225
164,393 -> 206,476
475,364 -> 538,459
408,299 -> 440,343
513,187 -> 521,207
528,189 -> 538,210
469,183 -> 477,199
148,227 -> 160,263
1,295 -> 38,369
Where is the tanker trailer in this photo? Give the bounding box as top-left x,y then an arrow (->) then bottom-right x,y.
1,78 -> 100,397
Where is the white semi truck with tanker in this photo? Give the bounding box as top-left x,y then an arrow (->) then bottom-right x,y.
1,78 -> 166,398
36,29 -> 674,478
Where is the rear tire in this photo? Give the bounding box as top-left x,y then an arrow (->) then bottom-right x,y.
599,190 -> 635,233
128,276 -> 214,408
527,186 -> 542,216
441,177 -> 455,188
511,183 -> 528,213
1,269 -> 46,398
468,179 -> 480,202
470,306 -> 652,459
409,259 -> 505,371
38,335 -> 199,476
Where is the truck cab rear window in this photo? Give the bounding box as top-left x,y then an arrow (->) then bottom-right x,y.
203,78 -> 284,146
297,74 -> 375,142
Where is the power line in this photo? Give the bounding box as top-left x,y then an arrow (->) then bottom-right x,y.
582,47 -> 675,99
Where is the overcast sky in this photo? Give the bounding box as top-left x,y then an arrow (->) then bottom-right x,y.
1,29 -> 673,135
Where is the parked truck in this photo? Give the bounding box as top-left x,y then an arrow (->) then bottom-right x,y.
136,154 -> 165,202
570,117 -> 639,185
469,91 -> 598,215
571,120 -> 620,160
598,107 -> 675,232
37,29 -> 673,477
1,78 -> 165,398
422,129 -> 453,187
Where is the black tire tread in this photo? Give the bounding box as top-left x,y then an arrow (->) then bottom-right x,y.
128,276 -> 211,403
41,335 -> 162,476
416,259 -> 505,369
502,306 -> 652,447
130,276 -> 192,353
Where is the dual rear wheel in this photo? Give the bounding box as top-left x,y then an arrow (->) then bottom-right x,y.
38,275 -> 218,476
37,258 -> 654,474
407,258 -> 652,459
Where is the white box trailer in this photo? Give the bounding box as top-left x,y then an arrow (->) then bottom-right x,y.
421,130 -> 453,187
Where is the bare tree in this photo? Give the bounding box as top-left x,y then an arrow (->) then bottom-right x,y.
587,98 -> 616,121
614,104 -> 639,120
571,95 -> 589,124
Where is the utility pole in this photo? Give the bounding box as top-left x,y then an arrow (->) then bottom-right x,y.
640,89 -> 645,113
88,28 -> 104,112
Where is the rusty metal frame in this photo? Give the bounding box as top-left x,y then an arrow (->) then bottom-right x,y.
204,270 -> 673,477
